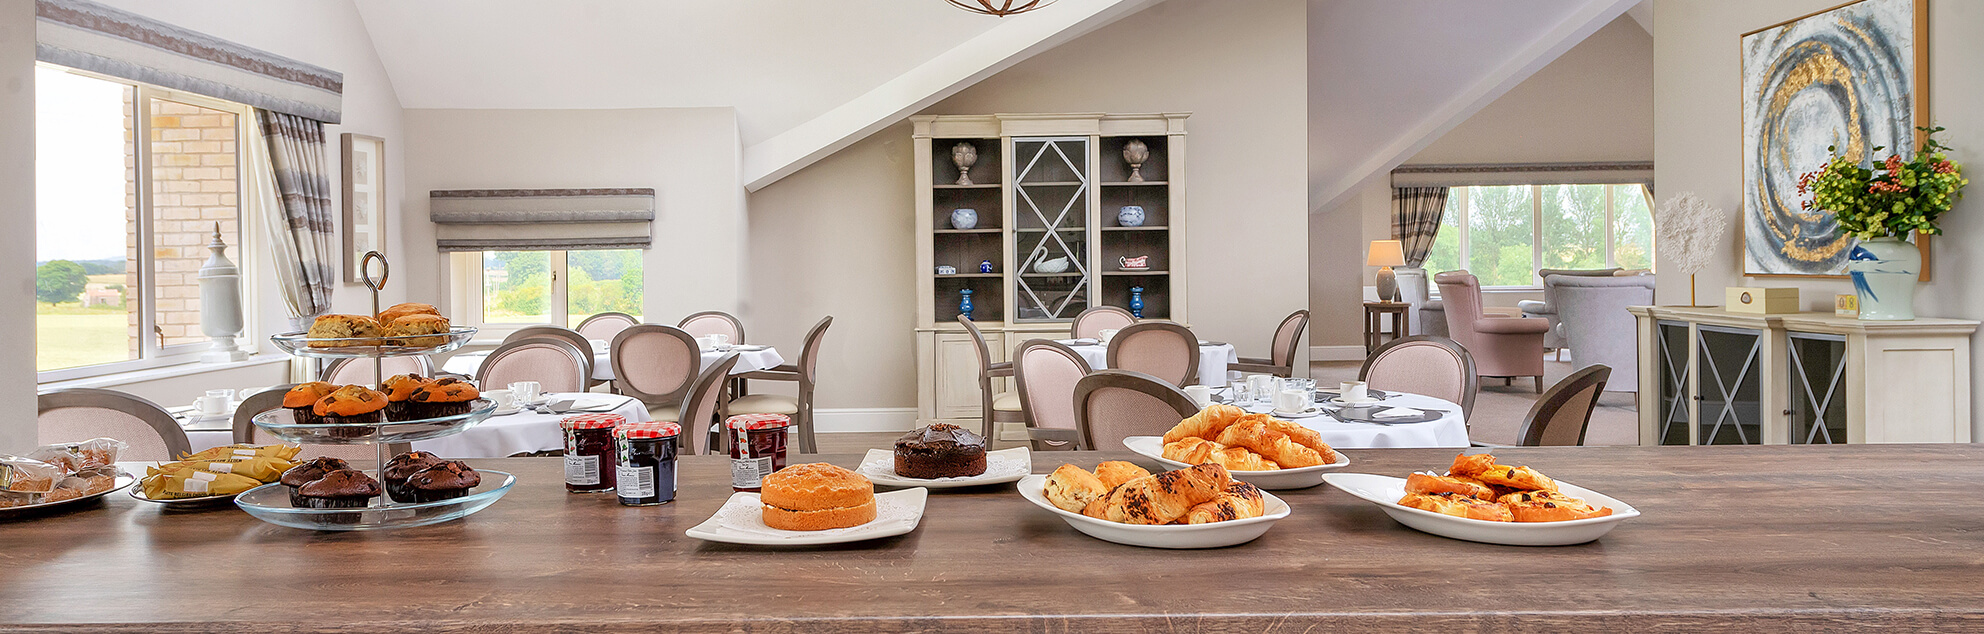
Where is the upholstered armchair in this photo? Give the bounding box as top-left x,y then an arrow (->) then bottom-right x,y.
1553,274 -> 1655,393
1434,271 -> 1550,392
1394,268 -> 1443,337
1516,268 -> 1620,350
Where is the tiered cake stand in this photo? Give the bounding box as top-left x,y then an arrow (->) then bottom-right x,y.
235,252 -> 515,530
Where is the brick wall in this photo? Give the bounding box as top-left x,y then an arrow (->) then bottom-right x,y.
126,97 -> 239,350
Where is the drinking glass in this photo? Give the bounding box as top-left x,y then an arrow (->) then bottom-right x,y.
1227,380 -> 1250,405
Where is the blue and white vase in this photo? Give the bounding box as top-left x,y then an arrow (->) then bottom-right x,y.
958,289 -> 975,321
1847,236 -> 1920,321
1117,205 -> 1146,228
1129,286 -> 1145,318
979,259 -> 994,274
950,208 -> 978,230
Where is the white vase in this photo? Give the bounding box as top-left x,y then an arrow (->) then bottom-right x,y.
1847,236 -> 1920,321
1117,205 -> 1145,227
950,208 -> 978,230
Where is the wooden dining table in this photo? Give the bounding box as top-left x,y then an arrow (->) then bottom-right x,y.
4,444 -> 1984,632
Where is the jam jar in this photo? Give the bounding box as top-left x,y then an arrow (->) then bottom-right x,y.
614,422 -> 679,506
726,413 -> 790,492
561,413 -> 624,493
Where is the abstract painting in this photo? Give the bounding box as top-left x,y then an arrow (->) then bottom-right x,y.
1741,0 -> 1925,276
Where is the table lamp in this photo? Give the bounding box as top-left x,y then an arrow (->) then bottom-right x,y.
1367,240 -> 1406,302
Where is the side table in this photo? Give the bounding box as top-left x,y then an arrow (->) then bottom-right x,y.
1364,301 -> 1410,354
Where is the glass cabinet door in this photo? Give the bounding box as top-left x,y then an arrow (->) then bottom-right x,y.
1695,324 -> 1765,444
1787,332 -> 1848,444
1011,137 -> 1089,321
1655,321 -> 1691,445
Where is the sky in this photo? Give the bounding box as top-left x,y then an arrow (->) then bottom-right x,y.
36,66 -> 131,263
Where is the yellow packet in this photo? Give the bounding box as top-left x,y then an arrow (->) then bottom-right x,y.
141,470 -> 261,499
151,456 -> 295,483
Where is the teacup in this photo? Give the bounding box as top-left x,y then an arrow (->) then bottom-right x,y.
1274,389 -> 1310,414
1339,380 -> 1372,403
1183,385 -> 1214,408
195,393 -> 230,415
711,333 -> 731,350
509,381 -> 543,405
484,389 -> 516,411
1099,328 -> 1120,344
696,335 -> 718,351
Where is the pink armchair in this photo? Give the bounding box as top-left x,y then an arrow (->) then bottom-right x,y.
1433,271 -> 1550,392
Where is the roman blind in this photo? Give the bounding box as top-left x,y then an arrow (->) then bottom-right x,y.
1390,162 -> 1653,188
35,0 -> 343,123
429,189 -> 656,252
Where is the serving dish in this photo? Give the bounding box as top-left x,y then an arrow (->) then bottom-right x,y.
1122,436 -> 1348,490
1016,474 -> 1290,548
234,469 -> 515,531
856,447 -> 1030,489
685,487 -> 928,546
129,486 -> 241,509
269,326 -> 478,359
0,474 -> 133,519
1321,472 -> 1639,546
251,399 -> 496,445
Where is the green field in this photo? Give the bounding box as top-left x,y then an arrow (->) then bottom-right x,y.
37,311 -> 131,371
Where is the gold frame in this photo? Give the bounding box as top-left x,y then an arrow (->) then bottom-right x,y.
1739,0 -> 1931,280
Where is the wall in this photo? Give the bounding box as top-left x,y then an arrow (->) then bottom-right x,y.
1310,14 -> 1655,348
399,108 -> 746,326
2,0 -> 36,449
1653,0 -> 1984,439
747,0 -> 1309,413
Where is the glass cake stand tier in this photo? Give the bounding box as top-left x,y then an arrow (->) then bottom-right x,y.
269,326 -> 478,359
251,399 -> 496,445
234,469 -> 515,531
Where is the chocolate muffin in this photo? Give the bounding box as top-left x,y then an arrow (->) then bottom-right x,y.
402,460 -> 482,503
407,377 -> 480,419
382,451 -> 445,503
282,382 -> 337,425
280,457 -> 353,506
295,469 -> 380,509
892,423 -> 988,479
314,385 -> 388,438
381,374 -> 429,421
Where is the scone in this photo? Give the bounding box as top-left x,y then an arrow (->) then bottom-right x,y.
384,314 -> 451,348
1093,461 -> 1151,490
1397,491 -> 1513,522
305,314 -> 382,347
760,463 -> 876,531
1042,464 -> 1107,513
377,302 -> 441,325
1405,472 -> 1495,501
1499,490 -> 1612,522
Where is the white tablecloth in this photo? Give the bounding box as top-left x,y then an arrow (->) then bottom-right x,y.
1238,393 -> 1469,449
412,393 -> 654,458
443,343 -> 784,382
1063,340 -> 1238,387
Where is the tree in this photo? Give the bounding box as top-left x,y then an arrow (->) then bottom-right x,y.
36,260 -> 88,305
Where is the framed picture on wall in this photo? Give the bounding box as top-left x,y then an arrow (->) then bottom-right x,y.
341,133 -> 386,284
1740,0 -> 1928,278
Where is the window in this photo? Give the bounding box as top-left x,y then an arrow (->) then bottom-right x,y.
463,250 -> 644,329
36,65 -> 251,379
1425,183 -> 1654,288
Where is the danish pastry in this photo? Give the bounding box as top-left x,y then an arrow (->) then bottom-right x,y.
1500,490 -> 1612,522
1098,463 -> 1232,525
1043,464 -> 1108,513
1185,481 -> 1266,524
1472,464 -> 1558,492
1447,453 -> 1497,478
1397,491 -> 1513,522
1405,472 -> 1495,501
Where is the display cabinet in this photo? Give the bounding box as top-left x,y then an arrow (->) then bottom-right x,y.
912,113 -> 1189,430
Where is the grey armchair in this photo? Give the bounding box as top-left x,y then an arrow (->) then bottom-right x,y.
1394,267 -> 1443,337
1516,268 -> 1621,351
1553,274 -> 1655,393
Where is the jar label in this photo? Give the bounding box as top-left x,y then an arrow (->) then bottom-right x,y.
617,465 -> 655,499
731,457 -> 772,488
565,454 -> 600,485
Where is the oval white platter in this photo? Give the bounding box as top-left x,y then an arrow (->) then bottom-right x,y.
1321,472 -> 1639,546
1122,436 -> 1349,490
1016,474 -> 1290,549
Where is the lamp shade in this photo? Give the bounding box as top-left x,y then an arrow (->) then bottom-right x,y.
1367,240 -> 1406,267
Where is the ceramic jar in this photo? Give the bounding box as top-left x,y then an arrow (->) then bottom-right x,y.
950,208 -> 978,230
1117,206 -> 1146,228
1847,237 -> 1920,321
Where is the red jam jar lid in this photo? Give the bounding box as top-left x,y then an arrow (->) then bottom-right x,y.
616,422 -> 681,439
561,413 -> 626,430
725,413 -> 790,430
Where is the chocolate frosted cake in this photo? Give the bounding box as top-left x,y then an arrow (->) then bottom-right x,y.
893,423 -> 988,479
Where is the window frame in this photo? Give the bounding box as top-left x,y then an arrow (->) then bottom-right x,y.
1434,183 -> 1653,291
451,249 -> 647,338
35,64 -> 263,383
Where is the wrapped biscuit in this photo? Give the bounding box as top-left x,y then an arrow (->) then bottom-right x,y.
141,469 -> 261,499
0,455 -> 62,493
151,456 -> 295,483
27,437 -> 127,473
180,444 -> 301,462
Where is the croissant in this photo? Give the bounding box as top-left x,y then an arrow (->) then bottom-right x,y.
1263,418 -> 1337,462
1215,419 -> 1327,468
1161,437 -> 1220,464
1094,461 -> 1151,490
1210,445 -> 1280,471
1162,404 -> 1248,444
1042,464 -> 1108,513
1185,481 -> 1267,524
1100,463 -> 1232,525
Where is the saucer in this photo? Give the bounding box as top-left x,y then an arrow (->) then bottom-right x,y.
1327,397 -> 1383,407
1271,407 -> 1324,419
1119,266 -> 1150,272
491,405 -> 523,416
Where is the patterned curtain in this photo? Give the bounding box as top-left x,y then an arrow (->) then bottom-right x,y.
1391,186 -> 1450,268
254,109 -> 335,324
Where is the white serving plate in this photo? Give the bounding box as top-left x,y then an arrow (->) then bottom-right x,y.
686,487 -> 928,546
0,474 -> 133,519
857,447 -> 1030,489
1122,436 -> 1349,490
1016,474 -> 1290,549
1321,472 -> 1639,546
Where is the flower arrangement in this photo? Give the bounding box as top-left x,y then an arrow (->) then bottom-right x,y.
1798,126 -> 1967,240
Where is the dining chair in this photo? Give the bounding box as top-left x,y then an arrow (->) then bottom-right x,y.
37,388 -> 190,461
504,325 -> 600,390
959,316 -> 1024,442
1072,369 -> 1199,451
478,338 -> 590,394
1106,321 -> 1200,387
610,324 -> 703,419
678,310 -> 746,344
321,355 -> 433,385
1013,339 -> 1094,451
1230,309 -> 1309,378
1360,335 -> 1479,422
576,311 -> 640,343
232,384 -> 406,462
1434,271 -> 1550,392
655,352 -> 738,456
728,316 -> 832,454
1069,306 -> 1136,340
1513,364 -> 1612,446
